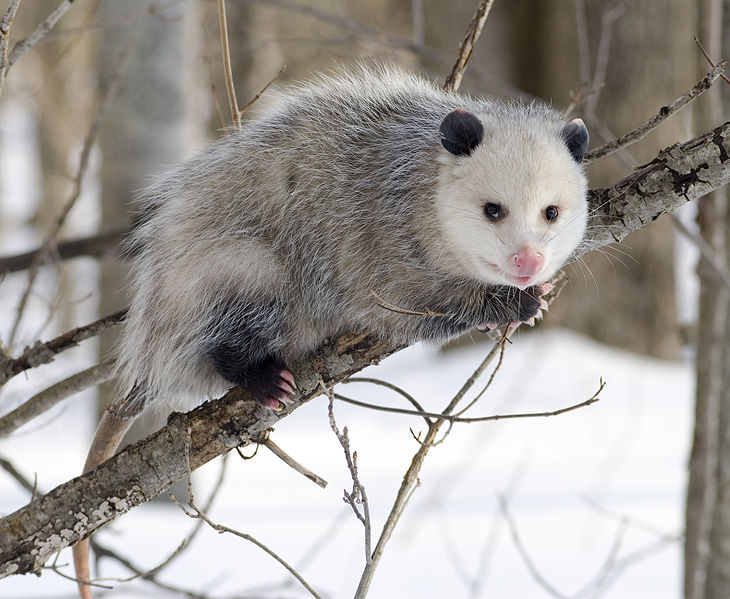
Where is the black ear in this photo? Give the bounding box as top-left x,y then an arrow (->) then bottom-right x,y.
561,118 -> 589,163
439,108 -> 484,156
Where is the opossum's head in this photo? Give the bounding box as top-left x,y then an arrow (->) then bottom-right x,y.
434,107 -> 589,290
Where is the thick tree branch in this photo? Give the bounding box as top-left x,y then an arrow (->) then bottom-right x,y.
0,122 -> 728,579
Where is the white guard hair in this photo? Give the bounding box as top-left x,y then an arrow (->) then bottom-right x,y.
115,64 -> 588,414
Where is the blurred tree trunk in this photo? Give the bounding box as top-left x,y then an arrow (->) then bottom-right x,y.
686,2 -> 730,597
96,1 -> 187,418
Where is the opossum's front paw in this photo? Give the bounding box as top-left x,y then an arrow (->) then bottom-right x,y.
479,283 -> 551,331
516,283 -> 551,327
248,361 -> 298,411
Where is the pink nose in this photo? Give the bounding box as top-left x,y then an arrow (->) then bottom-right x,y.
512,247 -> 544,277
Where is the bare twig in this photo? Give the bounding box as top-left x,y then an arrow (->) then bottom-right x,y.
7,0 -> 74,67
173,496 -> 324,599
455,333 -> 509,416
0,309 -> 127,387
583,4 -> 625,120
0,360 -> 116,438
0,0 -> 22,99
343,376 -> 430,425
0,229 -> 128,275
443,0 -> 496,93
370,291 -> 446,317
584,62 -> 726,163
334,378 -> 603,423
217,0 -> 241,129
0,454 -> 35,494
263,438 -> 328,488
239,64 -> 286,117
694,34 -> 730,84
324,381 -> 372,565
499,495 -> 569,598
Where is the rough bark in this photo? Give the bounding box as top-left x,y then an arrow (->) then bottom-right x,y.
0,121 -> 728,580
690,2 -> 730,597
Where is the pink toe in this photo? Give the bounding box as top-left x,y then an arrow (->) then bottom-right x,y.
277,390 -> 294,405
264,397 -> 283,411
278,380 -> 295,395
279,370 -> 297,389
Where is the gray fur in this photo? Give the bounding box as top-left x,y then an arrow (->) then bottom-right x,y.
115,65 -> 588,413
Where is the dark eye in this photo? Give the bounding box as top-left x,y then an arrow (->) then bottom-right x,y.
545,205 -> 559,222
484,202 -> 503,221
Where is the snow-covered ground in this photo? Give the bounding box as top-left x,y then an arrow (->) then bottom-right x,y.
0,329 -> 692,599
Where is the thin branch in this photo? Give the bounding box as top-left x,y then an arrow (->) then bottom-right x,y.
0,0 -> 22,99
173,496 -> 324,599
0,309 -> 127,387
263,437 -> 328,488
0,360 -> 116,438
443,0 -> 496,93
455,333 -> 509,417
7,0 -> 75,67
584,62 -> 726,163
370,290 -> 446,317
342,376 -> 430,426
0,454 -> 36,494
333,378 -> 604,423
239,64 -> 286,118
0,229 -> 128,275
499,495 -> 569,598
217,0 -> 241,129
694,34 -> 730,84
583,4 -> 625,121
324,381 -> 372,566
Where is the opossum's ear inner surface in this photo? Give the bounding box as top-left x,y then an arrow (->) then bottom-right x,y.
439,108 -> 484,156
561,118 -> 589,163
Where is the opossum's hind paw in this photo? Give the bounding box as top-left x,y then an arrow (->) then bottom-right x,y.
248,362 -> 298,411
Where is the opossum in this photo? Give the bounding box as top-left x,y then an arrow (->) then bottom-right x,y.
73,65 -> 589,598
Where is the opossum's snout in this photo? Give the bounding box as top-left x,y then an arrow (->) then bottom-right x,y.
490,245 -> 547,289
511,246 -> 543,277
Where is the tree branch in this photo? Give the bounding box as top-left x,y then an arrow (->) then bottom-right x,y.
0,121 -> 728,579
0,229 -> 128,275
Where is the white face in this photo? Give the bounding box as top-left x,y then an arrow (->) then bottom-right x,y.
435,121 -> 588,290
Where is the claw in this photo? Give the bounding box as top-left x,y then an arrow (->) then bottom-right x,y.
279,369 -> 297,390
526,317 -> 536,327
539,298 -> 549,311
539,282 -> 553,294
263,397 -> 283,411
278,380 -> 296,395
277,390 -> 294,405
